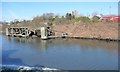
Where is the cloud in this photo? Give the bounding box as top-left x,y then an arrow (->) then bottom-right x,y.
7,10 -> 32,21
2,10 -> 32,22
2,10 -> 20,22
9,10 -> 18,19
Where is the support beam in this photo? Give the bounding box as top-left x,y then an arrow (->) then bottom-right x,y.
6,28 -> 9,36
41,27 -> 48,40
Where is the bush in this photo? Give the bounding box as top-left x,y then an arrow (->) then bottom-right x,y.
79,16 -> 90,22
106,19 -> 114,23
74,18 -> 80,22
92,16 -> 100,22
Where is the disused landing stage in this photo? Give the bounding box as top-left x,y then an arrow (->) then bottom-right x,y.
6,27 -> 29,37
6,27 -> 68,40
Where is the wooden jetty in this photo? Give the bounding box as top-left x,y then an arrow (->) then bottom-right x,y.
6,27 -> 68,40
6,27 -> 29,37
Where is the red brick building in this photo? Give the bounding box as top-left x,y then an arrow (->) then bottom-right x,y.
102,16 -> 120,23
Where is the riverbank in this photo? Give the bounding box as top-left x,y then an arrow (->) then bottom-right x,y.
1,22 -> 119,41
52,22 -> 119,41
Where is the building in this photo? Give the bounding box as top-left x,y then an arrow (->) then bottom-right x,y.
102,15 -> 120,23
113,16 -> 120,23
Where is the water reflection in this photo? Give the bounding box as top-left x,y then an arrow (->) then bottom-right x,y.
2,35 -> 118,70
2,50 -> 24,65
47,38 -> 118,53
0,35 -> 2,64
6,36 -> 118,52
12,37 -> 48,52
6,36 -> 11,42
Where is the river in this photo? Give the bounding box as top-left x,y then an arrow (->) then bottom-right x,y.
1,35 -> 118,70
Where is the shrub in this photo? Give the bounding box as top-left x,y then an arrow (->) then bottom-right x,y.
79,16 -> 90,23
92,16 -> 100,22
74,18 -> 80,22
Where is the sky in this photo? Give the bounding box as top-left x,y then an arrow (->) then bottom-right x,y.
1,0 -> 120,2
1,2 -> 118,22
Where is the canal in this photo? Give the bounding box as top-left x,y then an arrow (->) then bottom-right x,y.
1,35 -> 118,70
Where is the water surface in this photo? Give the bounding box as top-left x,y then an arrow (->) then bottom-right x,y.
1,35 -> 118,70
